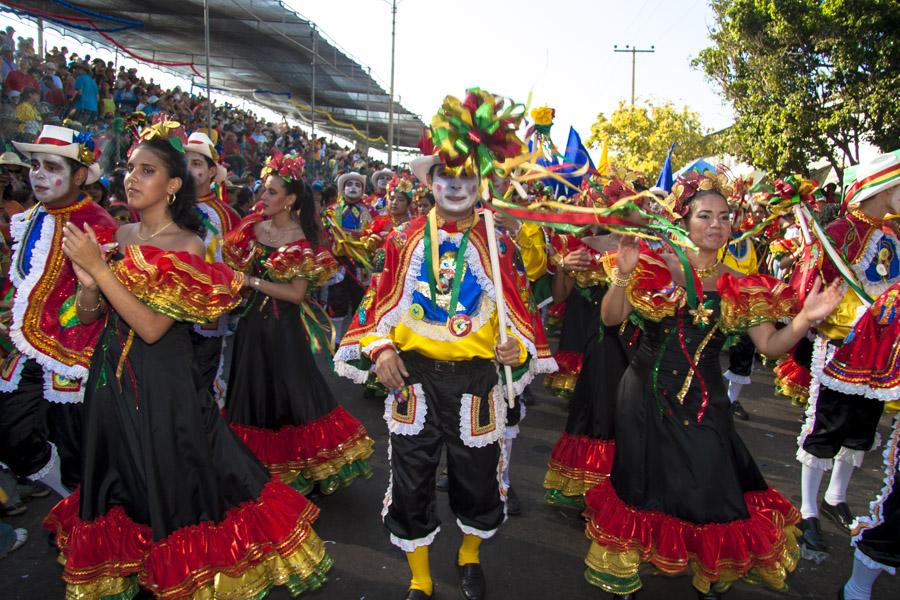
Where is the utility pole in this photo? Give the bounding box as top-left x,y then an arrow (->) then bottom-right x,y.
203,0 -> 212,132
613,44 -> 655,106
311,25 -> 317,140
387,0 -> 397,167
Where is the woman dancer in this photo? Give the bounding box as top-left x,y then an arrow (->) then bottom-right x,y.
223,151 -> 374,495
45,124 -> 332,599
584,171 -> 843,599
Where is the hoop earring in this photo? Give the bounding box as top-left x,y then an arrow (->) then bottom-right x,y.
167,193 -> 176,205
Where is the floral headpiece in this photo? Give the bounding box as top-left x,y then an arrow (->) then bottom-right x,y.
769,174 -> 820,214
134,114 -> 186,154
427,87 -> 527,178
386,174 -> 414,199
661,169 -> 734,219
260,150 -> 305,183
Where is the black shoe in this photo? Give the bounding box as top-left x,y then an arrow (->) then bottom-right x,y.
696,590 -> 724,599
522,387 -> 536,407
404,589 -> 432,600
837,585 -> 845,600
799,517 -> 829,563
17,476 -> 51,499
436,471 -> 449,493
458,563 -> 486,600
505,486 -> 522,516
607,593 -> 638,599
730,401 -> 750,421
0,501 -> 27,517
821,500 -> 854,532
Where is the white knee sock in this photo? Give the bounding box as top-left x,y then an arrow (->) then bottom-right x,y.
800,464 -> 825,519
843,555 -> 882,600
727,381 -> 743,404
824,458 -> 855,506
38,459 -> 71,499
501,437 -> 513,489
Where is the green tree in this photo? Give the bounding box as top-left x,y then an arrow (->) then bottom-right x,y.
587,100 -> 722,175
695,0 -> 900,181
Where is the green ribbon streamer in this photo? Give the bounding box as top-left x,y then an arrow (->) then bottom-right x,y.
423,219 -> 472,319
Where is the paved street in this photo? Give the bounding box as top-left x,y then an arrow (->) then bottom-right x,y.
2,356 -> 897,599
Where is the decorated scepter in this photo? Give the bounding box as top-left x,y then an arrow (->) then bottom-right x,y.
483,208 -> 516,408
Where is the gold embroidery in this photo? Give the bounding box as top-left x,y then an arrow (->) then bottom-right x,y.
470,392 -> 496,437
675,324 -> 719,404
391,387 -> 417,425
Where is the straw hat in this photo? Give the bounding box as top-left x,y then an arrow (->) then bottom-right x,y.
13,124 -> 94,165
185,131 -> 227,183
843,149 -> 900,208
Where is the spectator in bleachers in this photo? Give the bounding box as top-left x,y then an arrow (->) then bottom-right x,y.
72,62 -> 99,121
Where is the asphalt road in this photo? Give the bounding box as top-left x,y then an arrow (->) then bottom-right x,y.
2,355 -> 897,600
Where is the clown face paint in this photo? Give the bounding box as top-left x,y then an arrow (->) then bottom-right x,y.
29,153 -> 80,207
431,166 -> 480,218
343,179 -> 364,203
374,174 -> 391,193
186,151 -> 216,194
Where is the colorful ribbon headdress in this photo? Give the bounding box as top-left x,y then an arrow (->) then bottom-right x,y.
427,87 -> 528,178
260,150 -> 305,183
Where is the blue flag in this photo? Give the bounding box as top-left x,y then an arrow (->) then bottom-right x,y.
558,126 -> 595,195
655,142 -> 676,192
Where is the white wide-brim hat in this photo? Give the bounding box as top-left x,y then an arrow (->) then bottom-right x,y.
185,131 -> 227,184
13,124 -> 92,165
410,155 -> 441,186
843,149 -> 900,207
0,151 -> 30,169
371,168 -> 393,184
336,172 -> 366,194
85,162 -> 101,186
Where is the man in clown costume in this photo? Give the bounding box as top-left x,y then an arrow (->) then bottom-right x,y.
334,88 -> 555,600
0,125 -> 116,494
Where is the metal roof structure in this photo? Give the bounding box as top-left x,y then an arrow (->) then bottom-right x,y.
16,0 -> 424,149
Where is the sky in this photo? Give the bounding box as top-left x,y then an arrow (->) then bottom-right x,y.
289,0 -> 734,152
0,1 -> 735,162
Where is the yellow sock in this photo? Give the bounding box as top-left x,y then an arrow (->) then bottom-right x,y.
405,546 -> 433,595
457,533 -> 482,566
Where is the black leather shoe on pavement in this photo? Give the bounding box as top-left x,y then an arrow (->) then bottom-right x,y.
404,589 -> 432,600
696,590 -> 724,599
607,593 -> 638,599
799,516 -> 829,563
730,401 -> 750,421
458,563 -> 486,600
821,500 -> 854,532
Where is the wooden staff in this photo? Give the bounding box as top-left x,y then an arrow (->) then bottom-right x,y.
483,208 -> 516,408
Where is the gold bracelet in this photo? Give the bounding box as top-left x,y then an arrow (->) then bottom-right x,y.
610,267 -> 631,288
76,291 -> 102,312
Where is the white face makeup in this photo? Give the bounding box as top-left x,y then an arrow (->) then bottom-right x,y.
343,179 -> 364,202
374,174 -> 390,193
186,151 -> 216,193
431,167 -> 480,217
29,153 -> 79,206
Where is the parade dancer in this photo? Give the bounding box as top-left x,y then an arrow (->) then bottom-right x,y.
585,171 -> 843,599
369,167 -> 394,216
45,124 -> 332,599
0,125 -> 116,494
222,151 -> 374,495
813,282 -> 900,599
334,88 -> 555,600
184,131 -> 240,400
324,171 -> 372,341
795,152 -> 900,560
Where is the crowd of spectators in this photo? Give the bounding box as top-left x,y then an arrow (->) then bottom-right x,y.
0,24 -> 393,222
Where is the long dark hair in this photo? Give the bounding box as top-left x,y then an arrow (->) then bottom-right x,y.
283,177 -> 319,248
134,137 -> 202,233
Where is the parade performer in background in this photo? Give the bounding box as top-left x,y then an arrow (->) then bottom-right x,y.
585,170 -> 843,599
334,88 -> 555,600
324,170 -> 371,341
222,151 -> 374,495
719,183 -> 762,421
184,130 -> 240,400
369,167 -> 394,216
0,125 -> 116,495
795,151 -> 900,560
45,125 -> 332,600
542,179 -> 638,509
